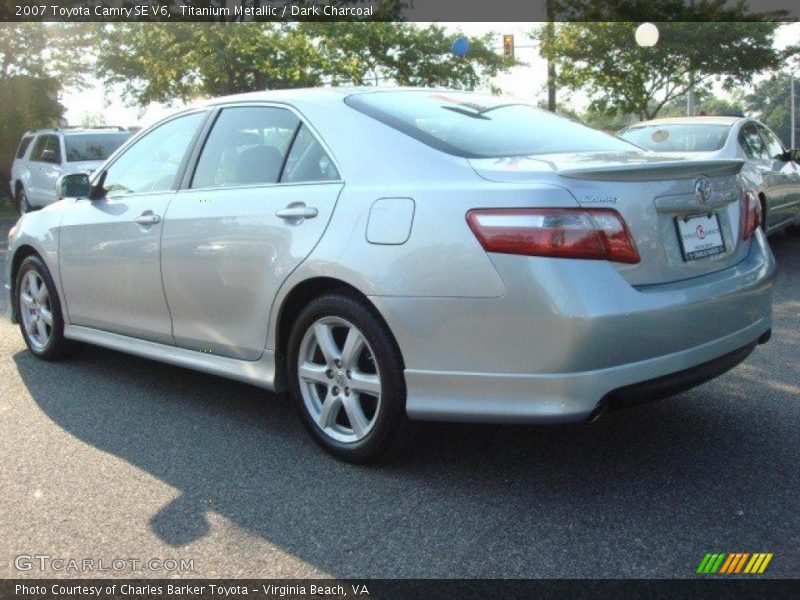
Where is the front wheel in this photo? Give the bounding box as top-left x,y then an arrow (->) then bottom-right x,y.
17,188 -> 31,215
15,255 -> 69,360
287,292 -> 405,462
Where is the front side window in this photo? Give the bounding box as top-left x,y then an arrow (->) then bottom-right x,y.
618,124 -> 731,152
346,91 -> 635,158
281,124 -> 339,183
64,133 -> 131,162
16,136 -> 33,159
739,124 -> 770,161
103,112 -> 205,196
30,135 -> 61,164
191,106 -> 299,189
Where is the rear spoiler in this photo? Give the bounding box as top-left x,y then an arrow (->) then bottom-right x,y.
557,159 -> 745,182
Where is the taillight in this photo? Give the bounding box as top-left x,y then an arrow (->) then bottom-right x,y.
742,190 -> 762,241
466,208 -> 640,264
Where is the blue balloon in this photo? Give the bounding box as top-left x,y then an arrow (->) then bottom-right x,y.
451,36 -> 470,57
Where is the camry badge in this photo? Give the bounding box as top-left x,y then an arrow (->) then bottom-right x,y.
694,176 -> 712,205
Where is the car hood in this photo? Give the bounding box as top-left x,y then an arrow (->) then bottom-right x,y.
62,160 -> 104,174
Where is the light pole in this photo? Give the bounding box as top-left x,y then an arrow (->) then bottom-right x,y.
791,74 -> 796,149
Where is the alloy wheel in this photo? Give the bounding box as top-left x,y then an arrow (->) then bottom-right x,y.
19,271 -> 53,351
297,316 -> 382,444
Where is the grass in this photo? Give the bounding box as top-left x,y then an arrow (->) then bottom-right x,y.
0,195 -> 17,219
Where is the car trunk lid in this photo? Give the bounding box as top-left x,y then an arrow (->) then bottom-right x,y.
470,152 -> 748,285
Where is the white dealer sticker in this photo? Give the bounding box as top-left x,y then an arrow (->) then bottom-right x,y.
676,213 -> 726,261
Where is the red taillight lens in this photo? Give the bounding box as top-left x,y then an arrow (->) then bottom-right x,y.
742,190 -> 762,241
466,208 -> 640,264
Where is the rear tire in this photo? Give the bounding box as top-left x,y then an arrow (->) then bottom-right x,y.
287,292 -> 405,462
15,255 -> 69,361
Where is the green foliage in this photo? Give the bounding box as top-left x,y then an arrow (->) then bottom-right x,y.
539,20 -> 781,120
92,23 -> 518,106
745,72 -> 797,147
0,24 -> 81,195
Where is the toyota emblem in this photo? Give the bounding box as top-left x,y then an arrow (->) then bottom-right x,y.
694,176 -> 712,205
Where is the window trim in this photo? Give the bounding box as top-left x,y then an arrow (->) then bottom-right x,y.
90,108 -> 212,200
178,101 -> 343,193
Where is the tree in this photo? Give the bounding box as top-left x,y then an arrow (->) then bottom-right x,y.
92,23 -> 517,107
302,23 -> 515,90
543,20 -> 782,121
0,24 -> 86,195
745,72 -> 797,147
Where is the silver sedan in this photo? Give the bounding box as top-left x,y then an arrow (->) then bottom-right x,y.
619,116 -> 800,235
5,89 -> 776,461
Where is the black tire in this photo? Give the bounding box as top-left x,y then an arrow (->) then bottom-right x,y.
287,292 -> 405,462
15,255 -> 69,361
17,187 -> 31,215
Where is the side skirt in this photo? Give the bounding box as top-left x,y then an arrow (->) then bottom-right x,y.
64,325 -> 277,390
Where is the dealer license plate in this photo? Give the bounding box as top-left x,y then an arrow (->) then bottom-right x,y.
676,213 -> 726,261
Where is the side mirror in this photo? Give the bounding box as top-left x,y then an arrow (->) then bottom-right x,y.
57,173 -> 91,200
790,149 -> 800,163
41,149 -> 59,164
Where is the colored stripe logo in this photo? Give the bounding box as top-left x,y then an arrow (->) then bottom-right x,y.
697,552 -> 773,574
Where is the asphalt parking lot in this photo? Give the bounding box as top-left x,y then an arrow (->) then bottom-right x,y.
0,216 -> 798,579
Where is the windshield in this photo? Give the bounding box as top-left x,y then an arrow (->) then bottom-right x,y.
64,132 -> 131,162
618,124 -> 731,152
345,91 -> 636,158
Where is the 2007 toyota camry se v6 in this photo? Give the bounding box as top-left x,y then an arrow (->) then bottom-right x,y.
5,88 -> 776,461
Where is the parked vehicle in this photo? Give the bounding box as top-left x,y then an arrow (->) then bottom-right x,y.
5,89 -> 776,461
618,117 -> 800,235
9,127 -> 132,215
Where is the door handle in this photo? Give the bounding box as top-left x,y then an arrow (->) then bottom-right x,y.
276,206 -> 318,220
135,213 -> 161,226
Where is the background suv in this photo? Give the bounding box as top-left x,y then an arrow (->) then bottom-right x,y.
10,127 -> 131,215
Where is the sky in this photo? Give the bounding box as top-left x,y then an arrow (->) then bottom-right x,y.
61,22 -> 800,129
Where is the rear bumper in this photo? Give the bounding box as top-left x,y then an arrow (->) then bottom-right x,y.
401,318 -> 769,423
371,230 -> 776,423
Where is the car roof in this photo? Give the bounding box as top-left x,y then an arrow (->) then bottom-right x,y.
624,116 -> 745,128
26,127 -> 129,135
198,86 -> 487,108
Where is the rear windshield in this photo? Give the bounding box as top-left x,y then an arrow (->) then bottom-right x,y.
618,124 -> 731,152
64,132 -> 131,162
345,91 -> 635,158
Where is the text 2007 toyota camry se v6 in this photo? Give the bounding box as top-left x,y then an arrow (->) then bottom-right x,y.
5,89 -> 776,461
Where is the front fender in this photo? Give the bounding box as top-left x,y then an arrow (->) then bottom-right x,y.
5,205 -> 67,323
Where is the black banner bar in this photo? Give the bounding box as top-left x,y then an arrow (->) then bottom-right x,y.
1,0 -> 799,22
2,580 -> 800,600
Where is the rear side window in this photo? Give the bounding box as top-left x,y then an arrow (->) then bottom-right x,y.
739,124 -> 769,160
756,125 -> 785,159
64,133 -> 131,162
191,106 -> 299,189
281,124 -> 339,183
16,136 -> 33,159
618,124 -> 730,152
345,91 -> 634,158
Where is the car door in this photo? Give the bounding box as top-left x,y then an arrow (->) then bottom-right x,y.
738,122 -> 785,230
161,104 -> 343,360
59,110 -> 208,344
27,134 -> 61,207
757,123 -> 800,220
